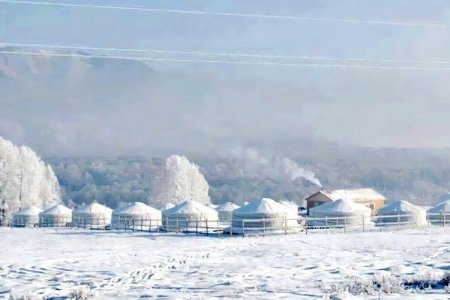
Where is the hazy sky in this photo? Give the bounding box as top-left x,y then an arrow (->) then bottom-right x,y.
2,0 -> 450,156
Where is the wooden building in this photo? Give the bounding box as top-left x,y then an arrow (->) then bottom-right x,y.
305,188 -> 386,216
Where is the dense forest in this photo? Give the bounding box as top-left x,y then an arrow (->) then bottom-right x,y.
48,146 -> 450,209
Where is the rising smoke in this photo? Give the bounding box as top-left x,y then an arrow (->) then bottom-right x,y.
231,147 -> 322,187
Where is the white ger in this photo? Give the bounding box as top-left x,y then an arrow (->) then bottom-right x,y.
72,202 -> 113,229
231,198 -> 301,234
162,200 -> 218,232
13,206 -> 43,227
112,202 -> 161,231
39,204 -> 72,227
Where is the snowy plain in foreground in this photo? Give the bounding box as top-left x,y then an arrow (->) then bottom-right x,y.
0,227 -> 449,299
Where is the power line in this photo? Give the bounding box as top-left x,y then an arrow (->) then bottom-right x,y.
3,49 -> 450,71
0,0 -> 446,28
3,42 -> 450,65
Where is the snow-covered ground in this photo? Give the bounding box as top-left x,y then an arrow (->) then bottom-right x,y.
0,227 -> 449,299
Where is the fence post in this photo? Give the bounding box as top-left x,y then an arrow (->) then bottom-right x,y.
325,216 -> 328,234
166,217 -> 169,232
443,210 -> 446,227
206,219 -> 209,236
176,218 -> 179,233
397,214 -> 400,229
230,218 -> 233,236
242,220 -> 245,238
149,218 -> 152,232
196,219 -> 198,235
263,219 -> 266,236
284,217 -> 288,234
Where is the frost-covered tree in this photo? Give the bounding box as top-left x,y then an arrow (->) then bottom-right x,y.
0,137 -> 61,221
150,155 -> 210,207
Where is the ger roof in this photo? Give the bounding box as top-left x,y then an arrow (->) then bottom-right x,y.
164,200 -> 217,216
114,202 -> 160,215
378,200 -> 425,215
307,188 -> 385,202
14,206 -> 42,216
74,202 -> 112,214
309,199 -> 371,215
428,199 -> 450,213
41,204 -> 72,215
233,198 -> 290,215
217,202 -> 240,212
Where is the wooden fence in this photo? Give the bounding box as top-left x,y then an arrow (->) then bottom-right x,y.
0,211 -> 448,237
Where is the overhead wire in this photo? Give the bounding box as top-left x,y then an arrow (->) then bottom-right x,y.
3,49 -> 450,71
2,42 -> 450,65
0,0 -> 447,28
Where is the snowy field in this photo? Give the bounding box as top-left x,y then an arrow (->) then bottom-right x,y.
0,227 -> 449,299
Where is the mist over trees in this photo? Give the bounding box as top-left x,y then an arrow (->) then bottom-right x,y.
47,146 -> 450,209
0,137 -> 61,219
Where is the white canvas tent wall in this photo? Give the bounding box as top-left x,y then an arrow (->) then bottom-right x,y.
13,206 -> 42,227
39,204 -> 72,227
112,202 -> 162,231
308,199 -> 373,227
162,200 -> 218,232
217,202 -> 240,223
377,200 -> 427,226
427,199 -> 450,223
231,198 -> 300,234
279,200 -> 304,226
72,202 -> 113,229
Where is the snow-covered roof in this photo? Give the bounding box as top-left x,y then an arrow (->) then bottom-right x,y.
278,200 -> 298,210
114,202 -> 160,216
160,203 -> 175,211
217,202 -> 240,212
40,204 -> 72,216
205,203 -> 218,209
74,202 -> 112,215
309,199 -> 371,215
378,200 -> 425,215
438,192 -> 450,202
233,198 -> 290,215
163,200 -> 218,219
428,199 -> 450,213
14,206 -> 43,216
311,188 -> 385,202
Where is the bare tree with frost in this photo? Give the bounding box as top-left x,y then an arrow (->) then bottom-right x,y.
0,137 -> 61,221
150,155 -> 210,207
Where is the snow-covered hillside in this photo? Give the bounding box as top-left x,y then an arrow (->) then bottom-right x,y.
0,228 -> 448,299
0,137 -> 60,220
